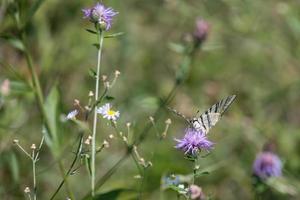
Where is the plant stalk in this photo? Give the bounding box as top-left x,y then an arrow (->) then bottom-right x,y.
32,152 -> 37,200
21,33 -> 74,199
91,30 -> 104,196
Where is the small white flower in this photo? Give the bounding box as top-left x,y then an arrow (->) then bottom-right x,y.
178,184 -> 188,194
96,103 -> 120,121
66,109 -> 79,120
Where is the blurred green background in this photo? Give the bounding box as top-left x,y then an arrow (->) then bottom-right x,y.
1,0 -> 300,199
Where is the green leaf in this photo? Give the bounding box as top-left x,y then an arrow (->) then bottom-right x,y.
44,86 -> 59,147
168,42 -> 185,54
104,32 -> 124,38
9,152 -> 20,183
86,29 -> 97,35
85,155 -> 92,176
0,35 -> 25,51
93,43 -> 100,49
93,189 -> 131,200
89,68 -> 97,78
72,119 -> 91,134
9,80 -> 32,95
267,177 -> 298,196
26,0 -> 46,25
105,96 -> 115,101
195,171 -> 209,178
0,61 -> 26,81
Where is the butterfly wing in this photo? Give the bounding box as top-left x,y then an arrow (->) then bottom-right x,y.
191,95 -> 236,134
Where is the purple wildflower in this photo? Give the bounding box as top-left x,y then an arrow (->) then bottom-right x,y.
161,175 -> 180,189
253,151 -> 282,179
193,18 -> 209,46
175,128 -> 214,156
189,185 -> 206,200
82,3 -> 118,30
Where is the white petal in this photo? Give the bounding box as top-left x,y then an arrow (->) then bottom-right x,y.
66,109 -> 78,119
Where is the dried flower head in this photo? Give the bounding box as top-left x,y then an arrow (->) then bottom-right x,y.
149,116 -> 154,122
189,185 -> 205,200
82,3 -> 118,30
109,134 -> 114,139
165,118 -> 172,125
96,103 -> 120,121
253,151 -> 282,179
88,91 -> 94,97
24,187 -> 30,193
102,75 -> 107,82
84,139 -> 90,145
103,140 -> 109,148
175,128 -> 214,156
74,99 -> 80,106
13,139 -> 19,144
115,70 -> 121,77
30,144 -> 36,150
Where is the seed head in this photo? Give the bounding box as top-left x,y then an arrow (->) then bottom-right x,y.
149,116 -> 154,122
115,70 -> 121,77
103,140 -> 109,148
165,118 -> 172,125
30,144 -> 36,150
24,187 -> 30,193
88,91 -> 94,97
13,139 -> 19,144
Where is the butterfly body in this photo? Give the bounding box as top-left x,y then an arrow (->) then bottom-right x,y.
169,95 -> 236,135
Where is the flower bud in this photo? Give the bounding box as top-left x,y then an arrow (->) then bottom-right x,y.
30,144 -> 36,150
13,139 -> 19,144
24,187 -> 30,193
193,18 -> 209,47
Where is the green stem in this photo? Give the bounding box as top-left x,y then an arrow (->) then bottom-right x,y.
91,30 -> 104,196
138,168 -> 146,200
21,33 -> 73,199
82,41 -> 198,200
32,152 -> 37,200
50,134 -> 83,200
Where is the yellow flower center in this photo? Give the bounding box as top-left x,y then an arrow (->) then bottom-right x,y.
107,110 -> 116,116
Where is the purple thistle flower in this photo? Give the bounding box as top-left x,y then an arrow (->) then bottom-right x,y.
175,128 -> 214,156
193,18 -> 209,46
188,184 -> 206,200
253,151 -> 282,179
82,3 -> 118,30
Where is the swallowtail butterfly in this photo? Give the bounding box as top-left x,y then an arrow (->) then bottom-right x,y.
169,95 -> 236,135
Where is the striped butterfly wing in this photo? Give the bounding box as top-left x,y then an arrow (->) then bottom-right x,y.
191,95 -> 236,134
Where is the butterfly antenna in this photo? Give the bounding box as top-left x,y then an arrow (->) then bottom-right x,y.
166,106 -> 189,122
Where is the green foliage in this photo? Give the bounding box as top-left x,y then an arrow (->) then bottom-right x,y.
0,0 -> 300,199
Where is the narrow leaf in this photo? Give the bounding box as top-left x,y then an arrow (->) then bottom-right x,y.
86,29 -> 97,34
93,43 -> 100,49
26,0 -> 46,24
105,96 -> 115,101
0,35 -> 25,51
89,68 -> 97,78
93,189 -> 130,200
104,32 -> 124,38
44,86 -> 59,145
